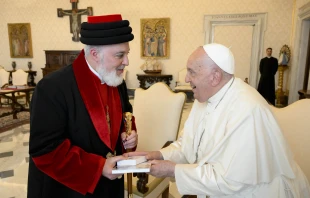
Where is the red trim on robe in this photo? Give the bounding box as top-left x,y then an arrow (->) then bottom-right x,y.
32,139 -> 105,195
72,50 -> 122,151
97,83 -> 122,151
88,161 -> 104,194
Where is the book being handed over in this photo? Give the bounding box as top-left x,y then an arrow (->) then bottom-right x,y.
117,156 -> 147,166
112,156 -> 151,174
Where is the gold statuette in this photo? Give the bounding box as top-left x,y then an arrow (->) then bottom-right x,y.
124,112 -> 132,136
124,112 -> 133,198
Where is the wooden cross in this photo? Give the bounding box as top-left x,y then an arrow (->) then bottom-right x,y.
57,0 -> 93,42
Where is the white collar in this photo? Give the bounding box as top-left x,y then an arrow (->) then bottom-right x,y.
207,77 -> 234,107
85,57 -> 105,84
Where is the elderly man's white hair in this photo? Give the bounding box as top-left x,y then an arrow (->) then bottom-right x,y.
84,45 -> 105,57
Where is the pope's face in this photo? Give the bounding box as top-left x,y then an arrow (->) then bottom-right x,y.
185,48 -> 214,102
97,42 -> 130,86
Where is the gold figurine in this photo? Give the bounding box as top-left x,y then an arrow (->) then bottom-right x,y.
123,112 -> 133,198
124,112 -> 132,135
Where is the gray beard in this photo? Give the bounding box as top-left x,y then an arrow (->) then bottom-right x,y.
97,67 -> 123,87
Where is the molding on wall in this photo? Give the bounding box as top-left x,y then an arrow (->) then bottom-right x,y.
289,2 -> 310,103
204,13 -> 267,88
299,1 -> 310,18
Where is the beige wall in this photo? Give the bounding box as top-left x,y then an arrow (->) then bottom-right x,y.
0,0 -> 308,94
214,26 -> 253,82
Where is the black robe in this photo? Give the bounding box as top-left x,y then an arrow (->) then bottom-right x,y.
27,57 -> 133,198
257,57 -> 278,106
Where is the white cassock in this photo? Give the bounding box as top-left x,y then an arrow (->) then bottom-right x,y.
160,77 -> 310,198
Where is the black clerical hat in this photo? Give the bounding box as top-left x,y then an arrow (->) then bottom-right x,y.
80,14 -> 134,45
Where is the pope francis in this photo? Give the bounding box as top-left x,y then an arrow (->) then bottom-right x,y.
128,43 -> 310,198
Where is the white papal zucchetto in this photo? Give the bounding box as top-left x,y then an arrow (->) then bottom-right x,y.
203,43 -> 235,74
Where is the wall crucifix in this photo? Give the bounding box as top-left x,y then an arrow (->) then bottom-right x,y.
57,0 -> 93,42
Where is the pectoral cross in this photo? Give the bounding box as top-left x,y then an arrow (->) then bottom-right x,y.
57,0 -> 93,42
106,106 -> 111,133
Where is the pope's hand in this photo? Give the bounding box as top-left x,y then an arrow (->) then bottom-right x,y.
102,155 -> 125,180
146,151 -> 163,160
121,130 -> 138,149
149,160 -> 176,178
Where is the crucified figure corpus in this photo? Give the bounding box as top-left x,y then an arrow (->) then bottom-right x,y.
57,7 -> 92,42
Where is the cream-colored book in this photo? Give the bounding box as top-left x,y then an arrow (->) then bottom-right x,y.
112,162 -> 151,174
117,156 -> 147,167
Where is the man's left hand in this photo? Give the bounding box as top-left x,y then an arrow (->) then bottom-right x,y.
121,130 -> 138,149
149,160 -> 176,178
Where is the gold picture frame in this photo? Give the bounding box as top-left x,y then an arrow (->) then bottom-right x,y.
8,23 -> 33,58
141,18 -> 170,58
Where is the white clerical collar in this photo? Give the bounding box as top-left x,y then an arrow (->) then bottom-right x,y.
208,77 -> 234,106
85,57 -> 105,84
267,56 -> 271,58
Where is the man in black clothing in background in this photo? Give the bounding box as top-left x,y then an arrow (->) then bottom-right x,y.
257,47 -> 278,106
